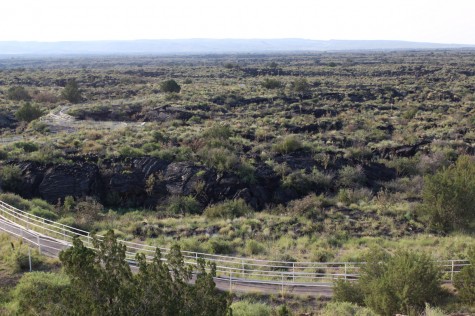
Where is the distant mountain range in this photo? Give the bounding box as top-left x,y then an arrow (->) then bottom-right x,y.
0,39 -> 473,55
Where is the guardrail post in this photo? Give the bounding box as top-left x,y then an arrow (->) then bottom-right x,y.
241,260 -> 244,277
229,271 -> 232,293
28,247 -> 32,272
344,264 -> 347,280
37,235 -> 41,255
451,260 -> 455,281
292,262 -> 295,283
281,272 -> 285,299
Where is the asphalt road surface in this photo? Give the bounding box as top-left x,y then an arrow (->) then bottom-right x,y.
0,217 -> 333,296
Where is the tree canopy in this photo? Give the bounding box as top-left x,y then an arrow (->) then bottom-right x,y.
420,155 -> 475,232
160,79 -> 181,93
61,79 -> 82,103
58,230 -> 230,315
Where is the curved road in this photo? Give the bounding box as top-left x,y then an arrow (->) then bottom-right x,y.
0,217 -> 333,296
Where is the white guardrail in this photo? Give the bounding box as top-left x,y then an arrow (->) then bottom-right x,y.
0,200 -> 470,288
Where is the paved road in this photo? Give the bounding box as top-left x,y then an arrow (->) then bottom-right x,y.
0,218 -> 333,296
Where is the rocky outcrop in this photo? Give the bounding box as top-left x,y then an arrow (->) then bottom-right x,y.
38,163 -> 103,203
2,152 -> 397,211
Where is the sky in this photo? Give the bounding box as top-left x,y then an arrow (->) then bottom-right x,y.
1,0 -> 474,44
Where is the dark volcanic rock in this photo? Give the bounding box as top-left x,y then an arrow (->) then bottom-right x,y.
141,106 -> 197,122
14,161 -> 46,198
164,162 -> 209,196
0,112 -> 17,128
38,163 -> 103,203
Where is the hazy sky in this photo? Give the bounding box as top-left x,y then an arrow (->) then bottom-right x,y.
1,0 -> 474,44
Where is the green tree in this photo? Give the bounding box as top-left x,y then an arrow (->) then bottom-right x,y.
160,79 -> 181,93
15,102 -> 43,122
61,79 -> 82,103
334,249 -> 443,316
59,230 -> 230,315
454,246 -> 475,304
261,78 -> 282,90
291,77 -> 311,99
420,155 -> 475,232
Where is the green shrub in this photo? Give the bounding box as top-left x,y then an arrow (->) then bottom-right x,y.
160,79 -> 181,93
273,135 -> 303,154
333,280 -> 365,306
320,302 -> 376,316
15,102 -> 43,122
287,194 -> 329,219
198,147 -> 239,173
30,207 -> 58,221
202,124 -> 233,141
118,146 -> 145,157
231,300 -> 272,316
244,240 -> 266,256
0,165 -> 23,192
11,272 -> 70,315
206,238 -> 235,255
261,78 -> 282,90
166,195 -> 202,215
0,193 -> 31,210
204,199 -> 253,219
13,141 -> 39,153
338,165 -> 366,188
337,188 -> 373,205
235,159 -> 256,184
0,234 -> 43,273
7,86 -> 31,101
420,155 -> 475,232
282,170 -> 315,195
454,246 -> 475,304
335,249 -> 443,316
61,79 -> 82,103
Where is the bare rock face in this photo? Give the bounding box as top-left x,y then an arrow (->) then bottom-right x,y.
164,162 -> 208,196
38,163 -> 103,203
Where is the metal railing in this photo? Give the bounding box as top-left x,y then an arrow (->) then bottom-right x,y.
0,200 -> 470,288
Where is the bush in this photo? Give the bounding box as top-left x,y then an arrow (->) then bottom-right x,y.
198,147 -> 239,173
333,280 -> 365,306
204,199 -> 253,219
118,146 -> 145,157
337,188 -> 373,205
287,194 -> 329,219
0,233 -> 43,272
30,207 -> 58,221
13,141 -> 39,153
420,155 -> 475,232
166,195 -> 202,215
454,247 -> 475,304
7,86 -> 31,101
15,102 -> 43,122
261,78 -> 282,90
231,301 -> 272,316
61,79 -> 82,103
0,193 -> 31,210
320,302 -> 376,316
0,165 -> 23,192
338,165 -> 366,188
245,240 -> 266,256
334,249 -> 443,316
202,124 -> 233,141
160,79 -> 181,93
11,272 -> 70,315
206,238 -> 235,255
273,135 -> 303,154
